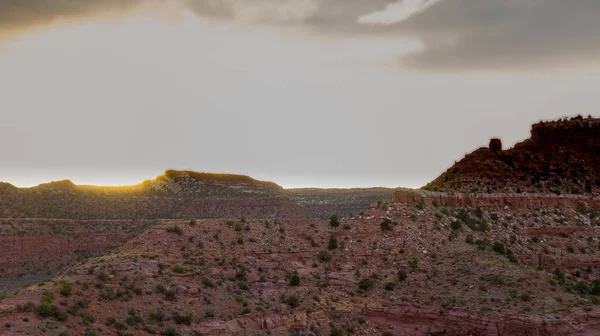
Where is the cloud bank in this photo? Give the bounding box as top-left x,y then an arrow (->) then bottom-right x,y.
2,0 -> 600,70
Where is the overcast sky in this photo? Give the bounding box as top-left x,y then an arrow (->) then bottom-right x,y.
1,0 -> 599,188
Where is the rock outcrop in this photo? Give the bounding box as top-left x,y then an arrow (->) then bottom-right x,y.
392,188 -> 600,210
424,115 -> 600,194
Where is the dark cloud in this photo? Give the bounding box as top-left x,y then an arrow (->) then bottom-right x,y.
0,0 -> 143,35
183,0 -> 600,70
2,0 -> 600,70
393,0 -> 600,70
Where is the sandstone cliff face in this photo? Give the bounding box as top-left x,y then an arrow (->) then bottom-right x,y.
364,301 -> 600,336
392,189 -> 600,210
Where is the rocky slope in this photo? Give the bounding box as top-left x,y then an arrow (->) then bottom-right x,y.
424,115 -> 600,194
285,188 -> 395,219
0,219 -> 155,296
3,199 -> 600,335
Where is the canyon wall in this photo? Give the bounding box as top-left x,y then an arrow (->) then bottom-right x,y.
392,189 -> 600,210
0,219 -> 155,295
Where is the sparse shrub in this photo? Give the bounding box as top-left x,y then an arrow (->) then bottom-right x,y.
410,258 -> 419,270
149,309 -> 165,321
385,282 -> 396,291
164,290 -> 176,301
59,282 -> 72,297
41,290 -> 55,304
358,278 -> 374,290
290,274 -> 300,286
97,271 -> 108,282
203,279 -> 214,288
172,312 -> 192,325
36,303 -> 68,321
493,242 -> 506,255
318,251 -> 331,262
328,236 -> 338,250
155,284 -> 166,294
286,295 -> 300,308
329,215 -> 340,228
506,249 -> 518,263
330,326 -> 343,336
465,235 -> 474,244
398,270 -> 407,281
380,218 -> 394,231
172,265 -> 187,274
450,220 -> 462,230
475,208 -> 484,219
166,225 -> 183,235
162,327 -> 180,336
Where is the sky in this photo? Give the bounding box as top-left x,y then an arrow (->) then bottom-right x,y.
1,0 -> 599,189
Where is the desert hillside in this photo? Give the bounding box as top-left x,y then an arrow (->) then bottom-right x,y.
2,197 -> 600,335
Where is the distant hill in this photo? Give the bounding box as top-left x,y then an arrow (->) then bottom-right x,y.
424,115 -> 600,194
0,170 -> 392,220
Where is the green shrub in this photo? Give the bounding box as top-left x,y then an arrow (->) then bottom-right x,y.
450,220 -> 462,230
59,282 -> 72,297
410,259 -> 419,270
380,218 -> 394,231
318,251 -> 332,262
493,242 -> 506,255
40,291 -> 55,304
36,303 -> 68,321
149,309 -> 166,321
328,236 -> 339,250
358,278 -> 374,290
398,270 -> 407,281
162,327 -> 180,336
330,326 -> 343,336
166,225 -> 183,235
290,274 -> 300,286
155,284 -> 166,294
329,215 -> 340,228
286,295 -> 300,308
385,282 -> 397,291
172,265 -> 187,274
172,312 -> 192,325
